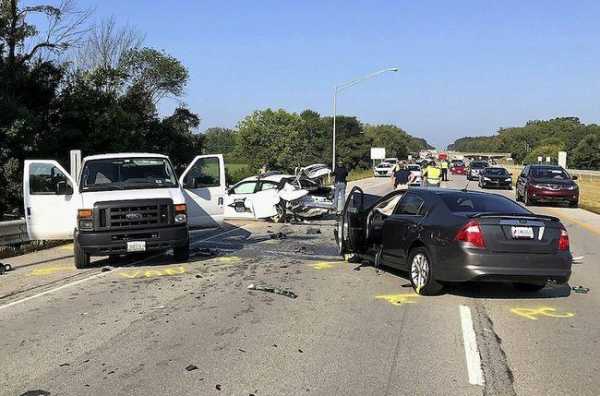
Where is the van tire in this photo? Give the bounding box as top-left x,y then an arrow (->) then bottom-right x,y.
74,240 -> 90,269
173,244 -> 190,262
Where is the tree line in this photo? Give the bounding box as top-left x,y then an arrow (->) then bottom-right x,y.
448,117 -> 600,169
203,110 -> 432,181
0,0 -> 431,216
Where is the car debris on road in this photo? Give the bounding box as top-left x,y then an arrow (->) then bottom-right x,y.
0,262 -> 12,275
247,283 -> 298,299
571,286 -> 590,294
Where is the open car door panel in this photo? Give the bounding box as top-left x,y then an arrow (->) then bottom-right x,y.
24,160 -> 79,240
180,155 -> 226,228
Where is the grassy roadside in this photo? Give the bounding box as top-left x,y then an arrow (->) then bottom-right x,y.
347,167 -> 375,182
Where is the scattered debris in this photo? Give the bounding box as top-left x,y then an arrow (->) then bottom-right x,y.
0,262 -> 12,275
192,247 -> 219,257
185,364 -> 198,371
101,266 -> 111,272
247,283 -> 297,299
59,363 -> 70,367
195,274 -> 203,279
572,286 -> 590,294
216,384 -> 222,391
269,232 -> 287,240
572,256 -> 584,265
306,228 -> 321,235
238,348 -> 246,353
19,391 -> 51,396
298,349 -> 303,353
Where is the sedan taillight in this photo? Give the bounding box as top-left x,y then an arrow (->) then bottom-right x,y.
558,228 -> 569,251
455,220 -> 486,248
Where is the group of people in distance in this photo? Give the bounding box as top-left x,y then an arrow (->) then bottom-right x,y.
391,159 -> 449,190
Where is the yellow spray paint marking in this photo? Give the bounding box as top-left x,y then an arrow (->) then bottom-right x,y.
30,266 -> 74,276
310,262 -> 337,270
59,244 -> 74,251
375,293 -> 419,306
118,266 -> 186,279
510,307 -> 575,320
214,256 -> 241,264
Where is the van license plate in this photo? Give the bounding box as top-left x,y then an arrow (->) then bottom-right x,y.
127,241 -> 146,252
511,226 -> 534,239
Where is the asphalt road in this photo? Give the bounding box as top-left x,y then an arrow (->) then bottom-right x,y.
0,175 -> 598,396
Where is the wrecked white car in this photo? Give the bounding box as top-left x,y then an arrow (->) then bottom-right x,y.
224,166 -> 334,222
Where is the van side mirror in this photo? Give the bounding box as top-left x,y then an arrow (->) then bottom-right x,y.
56,181 -> 73,195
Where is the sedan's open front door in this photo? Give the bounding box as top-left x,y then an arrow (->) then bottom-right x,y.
180,155 -> 226,228
23,160 -> 79,240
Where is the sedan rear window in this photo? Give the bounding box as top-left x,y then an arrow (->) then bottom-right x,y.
441,193 -> 529,214
470,162 -> 488,169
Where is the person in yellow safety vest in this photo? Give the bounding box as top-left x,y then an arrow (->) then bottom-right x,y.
422,161 -> 442,187
440,159 -> 449,181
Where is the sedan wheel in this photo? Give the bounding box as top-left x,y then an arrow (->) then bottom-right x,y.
409,247 -> 443,295
336,213 -> 350,256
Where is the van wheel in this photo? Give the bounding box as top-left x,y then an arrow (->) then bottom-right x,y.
173,244 -> 190,262
409,247 -> 443,295
74,240 -> 90,269
513,282 -> 545,292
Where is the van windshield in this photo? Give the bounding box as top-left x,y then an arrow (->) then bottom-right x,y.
81,158 -> 178,191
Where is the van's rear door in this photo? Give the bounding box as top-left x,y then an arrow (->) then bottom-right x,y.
180,155 -> 226,228
23,160 -> 78,240
476,214 -> 561,253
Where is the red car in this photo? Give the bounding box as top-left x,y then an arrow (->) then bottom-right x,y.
451,160 -> 466,175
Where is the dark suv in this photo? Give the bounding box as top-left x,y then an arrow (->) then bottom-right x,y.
516,165 -> 579,207
467,161 -> 489,181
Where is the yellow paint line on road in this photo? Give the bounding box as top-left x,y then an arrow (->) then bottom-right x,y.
310,262 -> 337,270
375,293 -> 419,306
546,208 -> 600,236
510,307 -> 575,320
118,266 -> 187,279
30,266 -> 74,276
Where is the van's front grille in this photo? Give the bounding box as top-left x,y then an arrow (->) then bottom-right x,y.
94,199 -> 173,231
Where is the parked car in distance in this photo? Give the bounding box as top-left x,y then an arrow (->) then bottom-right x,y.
467,160 -> 489,181
382,158 -> 399,165
516,165 -> 579,207
407,164 -> 422,186
335,187 -> 572,295
478,167 -> 512,189
374,162 -> 394,177
450,160 -> 466,175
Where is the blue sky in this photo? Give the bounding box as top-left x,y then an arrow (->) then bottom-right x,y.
68,1 -> 600,147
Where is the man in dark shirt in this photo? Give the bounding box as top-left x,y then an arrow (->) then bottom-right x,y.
393,162 -> 412,189
332,161 -> 348,213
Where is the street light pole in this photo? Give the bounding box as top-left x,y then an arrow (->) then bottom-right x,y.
331,67 -> 399,168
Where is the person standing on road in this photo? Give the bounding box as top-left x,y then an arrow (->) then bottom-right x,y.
422,161 -> 442,187
333,161 -> 348,214
392,161 -> 413,190
441,159 -> 449,181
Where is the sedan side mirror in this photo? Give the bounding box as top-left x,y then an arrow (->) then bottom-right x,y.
572,175 -> 578,180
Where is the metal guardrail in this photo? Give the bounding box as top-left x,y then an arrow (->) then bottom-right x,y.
0,219 -> 28,246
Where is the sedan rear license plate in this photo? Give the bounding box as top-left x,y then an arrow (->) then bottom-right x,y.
127,241 -> 146,252
511,226 -> 534,239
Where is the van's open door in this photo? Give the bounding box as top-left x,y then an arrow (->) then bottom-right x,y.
180,155 -> 226,228
23,160 -> 79,240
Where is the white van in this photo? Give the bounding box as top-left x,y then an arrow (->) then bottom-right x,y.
23,153 -> 226,268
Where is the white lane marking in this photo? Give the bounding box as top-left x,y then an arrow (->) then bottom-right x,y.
459,305 -> 484,386
0,271 -> 108,312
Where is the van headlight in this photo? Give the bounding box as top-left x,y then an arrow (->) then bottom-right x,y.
174,204 -> 187,224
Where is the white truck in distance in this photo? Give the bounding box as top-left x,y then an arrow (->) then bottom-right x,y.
23,153 -> 226,268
